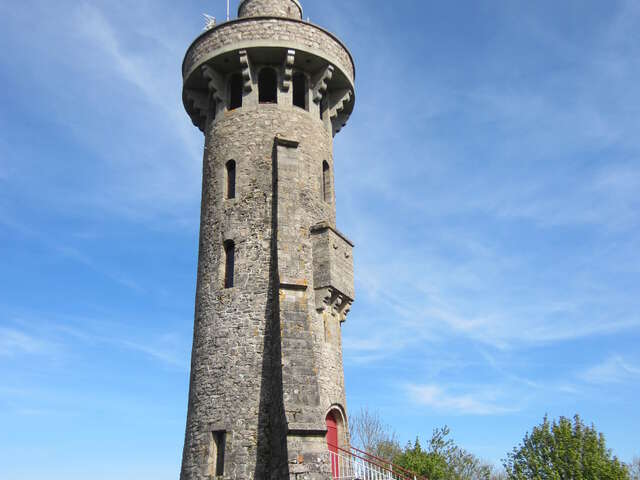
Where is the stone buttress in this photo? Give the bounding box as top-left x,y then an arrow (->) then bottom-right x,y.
179,0 -> 356,478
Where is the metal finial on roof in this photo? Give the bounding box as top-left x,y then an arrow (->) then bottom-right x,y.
203,13 -> 216,30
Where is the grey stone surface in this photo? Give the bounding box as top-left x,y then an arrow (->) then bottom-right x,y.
179,1 -> 356,478
238,0 -> 303,20
182,18 -> 355,83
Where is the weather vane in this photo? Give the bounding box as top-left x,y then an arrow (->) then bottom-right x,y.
203,13 -> 216,30
203,1 -> 230,30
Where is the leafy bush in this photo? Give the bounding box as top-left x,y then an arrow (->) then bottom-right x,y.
503,415 -> 629,480
393,427 -> 495,480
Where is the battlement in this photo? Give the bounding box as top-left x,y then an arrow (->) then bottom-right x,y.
182,16 -> 355,137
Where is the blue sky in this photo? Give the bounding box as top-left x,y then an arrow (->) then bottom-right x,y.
1,0 -> 639,477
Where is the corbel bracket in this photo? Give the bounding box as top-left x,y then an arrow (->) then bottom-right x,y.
328,89 -> 352,121
239,50 -> 253,92
328,88 -> 353,136
184,88 -> 209,132
314,286 -> 353,323
282,49 -> 296,92
312,65 -> 334,104
201,64 -> 225,104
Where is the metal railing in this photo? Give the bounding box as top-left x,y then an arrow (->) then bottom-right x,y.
327,445 -> 425,480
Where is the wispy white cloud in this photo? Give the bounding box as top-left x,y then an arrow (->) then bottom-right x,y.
0,213 -> 143,293
55,244 -> 144,293
1,1 -> 204,224
0,314 -> 188,370
54,319 -> 189,369
582,355 -> 640,385
117,334 -> 187,368
0,327 -> 54,357
406,383 -> 520,416
348,235 -> 640,355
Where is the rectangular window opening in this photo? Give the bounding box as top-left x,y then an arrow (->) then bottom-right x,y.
208,431 -> 226,477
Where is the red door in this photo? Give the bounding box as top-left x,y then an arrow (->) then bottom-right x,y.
326,412 -> 339,478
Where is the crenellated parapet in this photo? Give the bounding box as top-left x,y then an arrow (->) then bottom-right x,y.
182,15 -> 355,136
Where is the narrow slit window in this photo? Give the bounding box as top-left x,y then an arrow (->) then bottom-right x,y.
258,68 -> 278,104
224,241 -> 235,289
322,161 -> 331,203
208,431 -> 226,477
292,72 -> 307,110
229,74 -> 243,110
226,160 -> 236,200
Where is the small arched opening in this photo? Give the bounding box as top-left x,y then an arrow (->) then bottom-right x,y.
292,72 -> 307,110
229,73 -> 243,110
223,240 -> 235,289
225,160 -> 236,200
258,67 -> 278,104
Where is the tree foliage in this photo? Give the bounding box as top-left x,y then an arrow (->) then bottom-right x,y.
630,457 -> 640,480
393,427 -> 496,480
503,415 -> 629,480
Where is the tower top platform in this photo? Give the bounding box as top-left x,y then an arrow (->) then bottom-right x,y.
238,0 -> 303,20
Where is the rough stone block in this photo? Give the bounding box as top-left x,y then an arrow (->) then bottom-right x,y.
310,222 -> 354,300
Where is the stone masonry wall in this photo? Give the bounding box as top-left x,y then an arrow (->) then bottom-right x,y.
180,99 -> 350,479
238,0 -> 303,19
183,18 -> 355,83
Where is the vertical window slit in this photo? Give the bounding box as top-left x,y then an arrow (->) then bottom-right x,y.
322,161 -> 331,203
226,160 -> 236,200
224,241 -> 235,289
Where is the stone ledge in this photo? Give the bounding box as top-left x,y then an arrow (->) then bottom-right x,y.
280,279 -> 308,291
287,423 -> 327,436
310,221 -> 354,247
275,135 -> 300,148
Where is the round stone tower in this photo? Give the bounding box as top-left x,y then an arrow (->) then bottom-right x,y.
180,1 -> 356,478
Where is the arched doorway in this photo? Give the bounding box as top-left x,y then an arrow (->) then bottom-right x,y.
326,411 -> 339,478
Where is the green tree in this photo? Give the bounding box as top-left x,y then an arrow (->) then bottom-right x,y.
503,415 -> 629,480
630,457 -> 640,480
393,427 -> 495,480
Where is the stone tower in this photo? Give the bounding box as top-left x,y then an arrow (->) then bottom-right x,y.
180,0 -> 356,478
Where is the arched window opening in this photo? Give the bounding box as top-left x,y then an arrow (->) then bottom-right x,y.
292,72 -> 307,110
319,97 -> 326,121
258,68 -> 278,104
229,74 -> 243,110
322,161 -> 331,203
224,240 -> 235,289
226,160 -> 236,200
